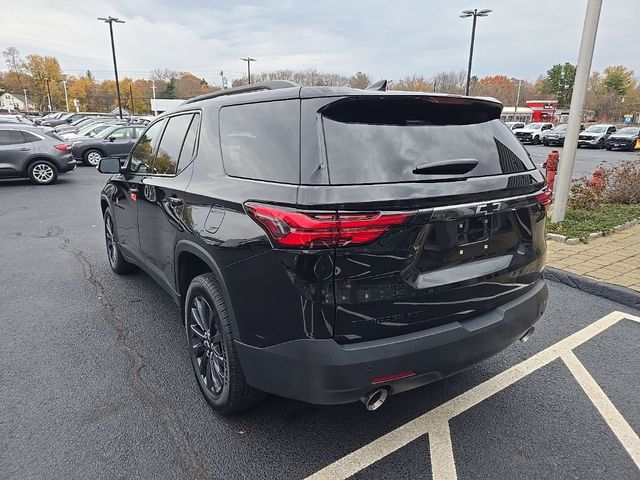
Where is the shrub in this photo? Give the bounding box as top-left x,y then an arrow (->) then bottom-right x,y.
601,158 -> 640,204
568,176 -> 603,210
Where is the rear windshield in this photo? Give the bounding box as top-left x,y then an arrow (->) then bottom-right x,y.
318,96 -> 534,185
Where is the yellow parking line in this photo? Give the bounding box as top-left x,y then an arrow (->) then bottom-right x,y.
562,351 -> 640,469
306,311 -> 631,480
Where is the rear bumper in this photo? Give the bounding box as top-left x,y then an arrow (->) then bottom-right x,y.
236,278 -> 548,405
59,158 -> 78,173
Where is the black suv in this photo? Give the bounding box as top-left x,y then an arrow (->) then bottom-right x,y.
98,81 -> 549,414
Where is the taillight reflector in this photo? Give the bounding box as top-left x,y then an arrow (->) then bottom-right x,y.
535,188 -> 552,210
54,144 -> 71,151
245,203 -> 415,249
371,370 -> 416,385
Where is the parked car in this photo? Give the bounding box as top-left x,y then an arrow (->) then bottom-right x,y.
578,124 -> 616,148
97,82 -> 549,414
505,121 -> 525,130
0,125 -> 76,184
605,126 -> 640,151
41,111 -> 114,127
72,124 -> 142,166
543,124 -> 568,146
59,121 -> 119,141
513,122 -> 554,144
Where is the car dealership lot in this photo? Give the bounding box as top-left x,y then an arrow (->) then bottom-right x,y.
1,167 -> 639,480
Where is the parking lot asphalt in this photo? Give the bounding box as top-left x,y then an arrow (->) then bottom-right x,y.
1,167 -> 639,480
527,143 -> 638,179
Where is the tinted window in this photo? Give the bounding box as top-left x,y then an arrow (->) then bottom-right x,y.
178,113 -> 200,172
109,127 -> 137,140
129,120 -> 166,173
22,131 -> 42,142
152,114 -> 194,175
0,130 -> 28,145
316,97 -> 534,185
220,100 -> 299,183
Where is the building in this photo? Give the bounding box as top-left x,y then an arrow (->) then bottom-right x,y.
0,92 -> 36,111
149,98 -> 185,114
500,106 -> 533,123
525,100 -> 558,122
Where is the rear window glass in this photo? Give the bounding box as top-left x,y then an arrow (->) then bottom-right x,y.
317,96 -> 535,185
220,100 -> 299,184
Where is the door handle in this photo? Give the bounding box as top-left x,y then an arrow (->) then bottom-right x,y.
19,147 -> 30,151
168,196 -> 183,207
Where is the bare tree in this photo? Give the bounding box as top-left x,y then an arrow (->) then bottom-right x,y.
3,47 -> 25,90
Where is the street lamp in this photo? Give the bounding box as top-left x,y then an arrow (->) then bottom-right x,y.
98,16 -> 125,118
241,57 -> 257,84
460,8 -> 492,96
23,88 -> 29,113
61,79 -> 70,111
44,77 -> 53,111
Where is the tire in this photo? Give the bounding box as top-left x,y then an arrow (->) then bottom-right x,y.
103,210 -> 134,274
543,140 -> 549,146
28,159 -> 58,185
83,149 -> 103,166
598,138 -> 605,149
185,273 -> 265,415
606,146 -> 612,151
533,135 -> 540,145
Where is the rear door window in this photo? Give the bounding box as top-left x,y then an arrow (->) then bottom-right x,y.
314,96 -> 535,185
151,113 -> 196,175
220,100 -> 299,184
0,130 -> 28,145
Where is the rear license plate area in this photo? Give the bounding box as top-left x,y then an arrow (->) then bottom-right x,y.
457,216 -> 491,245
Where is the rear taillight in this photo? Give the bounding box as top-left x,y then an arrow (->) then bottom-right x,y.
245,202 -> 415,249
54,144 -> 71,151
535,188 -> 552,211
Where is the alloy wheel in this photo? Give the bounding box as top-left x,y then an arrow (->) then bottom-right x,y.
87,151 -> 102,166
188,295 -> 227,396
104,215 -> 117,266
32,163 -> 54,183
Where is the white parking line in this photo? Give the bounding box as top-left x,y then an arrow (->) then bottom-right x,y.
562,351 -> 640,467
306,311 -> 640,480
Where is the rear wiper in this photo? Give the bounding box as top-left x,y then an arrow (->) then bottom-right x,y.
412,158 -> 479,175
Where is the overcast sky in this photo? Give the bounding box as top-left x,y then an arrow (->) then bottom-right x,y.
3,0 -> 639,86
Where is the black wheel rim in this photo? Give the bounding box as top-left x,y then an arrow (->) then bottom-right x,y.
105,215 -> 117,266
189,295 -> 227,396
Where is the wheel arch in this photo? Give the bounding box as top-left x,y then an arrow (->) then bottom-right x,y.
174,240 -> 241,339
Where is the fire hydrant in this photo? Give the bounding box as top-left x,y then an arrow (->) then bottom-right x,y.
588,168 -> 604,195
542,150 -> 559,193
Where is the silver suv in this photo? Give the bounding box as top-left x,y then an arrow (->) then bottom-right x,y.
0,126 -> 77,184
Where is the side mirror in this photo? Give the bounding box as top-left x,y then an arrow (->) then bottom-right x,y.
108,136 -> 116,142
97,156 -> 122,174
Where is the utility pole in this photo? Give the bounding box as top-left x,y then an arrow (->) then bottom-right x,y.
45,78 -> 53,111
220,70 -> 225,89
23,88 -> 28,112
98,16 -> 125,118
551,0 -> 603,223
433,80 -> 437,92
514,79 -> 522,120
151,80 -> 157,115
241,57 -> 257,84
129,83 -> 135,115
62,80 -> 69,111
460,9 -> 492,96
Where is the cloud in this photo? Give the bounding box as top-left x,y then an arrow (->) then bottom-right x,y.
2,0 -> 638,85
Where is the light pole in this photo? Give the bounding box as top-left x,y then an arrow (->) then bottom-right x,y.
460,8 -> 492,96
62,80 -> 69,111
151,81 -> 157,116
129,83 -> 135,115
241,57 -> 257,84
98,16 -> 125,118
45,78 -> 53,111
23,88 -> 28,112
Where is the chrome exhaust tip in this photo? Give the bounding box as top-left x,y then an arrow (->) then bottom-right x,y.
361,388 -> 388,411
519,326 -> 535,343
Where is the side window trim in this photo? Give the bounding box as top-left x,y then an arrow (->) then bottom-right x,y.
145,110 -> 201,177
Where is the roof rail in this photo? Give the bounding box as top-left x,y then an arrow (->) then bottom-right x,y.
183,80 -> 299,104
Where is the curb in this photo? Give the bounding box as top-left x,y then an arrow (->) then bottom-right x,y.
545,217 -> 640,245
544,267 -> 640,310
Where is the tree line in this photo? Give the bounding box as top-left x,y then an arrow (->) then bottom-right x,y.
1,46 -> 637,121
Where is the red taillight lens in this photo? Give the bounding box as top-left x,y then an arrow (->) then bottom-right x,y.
245,203 -> 415,249
535,188 -> 552,211
54,144 -> 71,151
